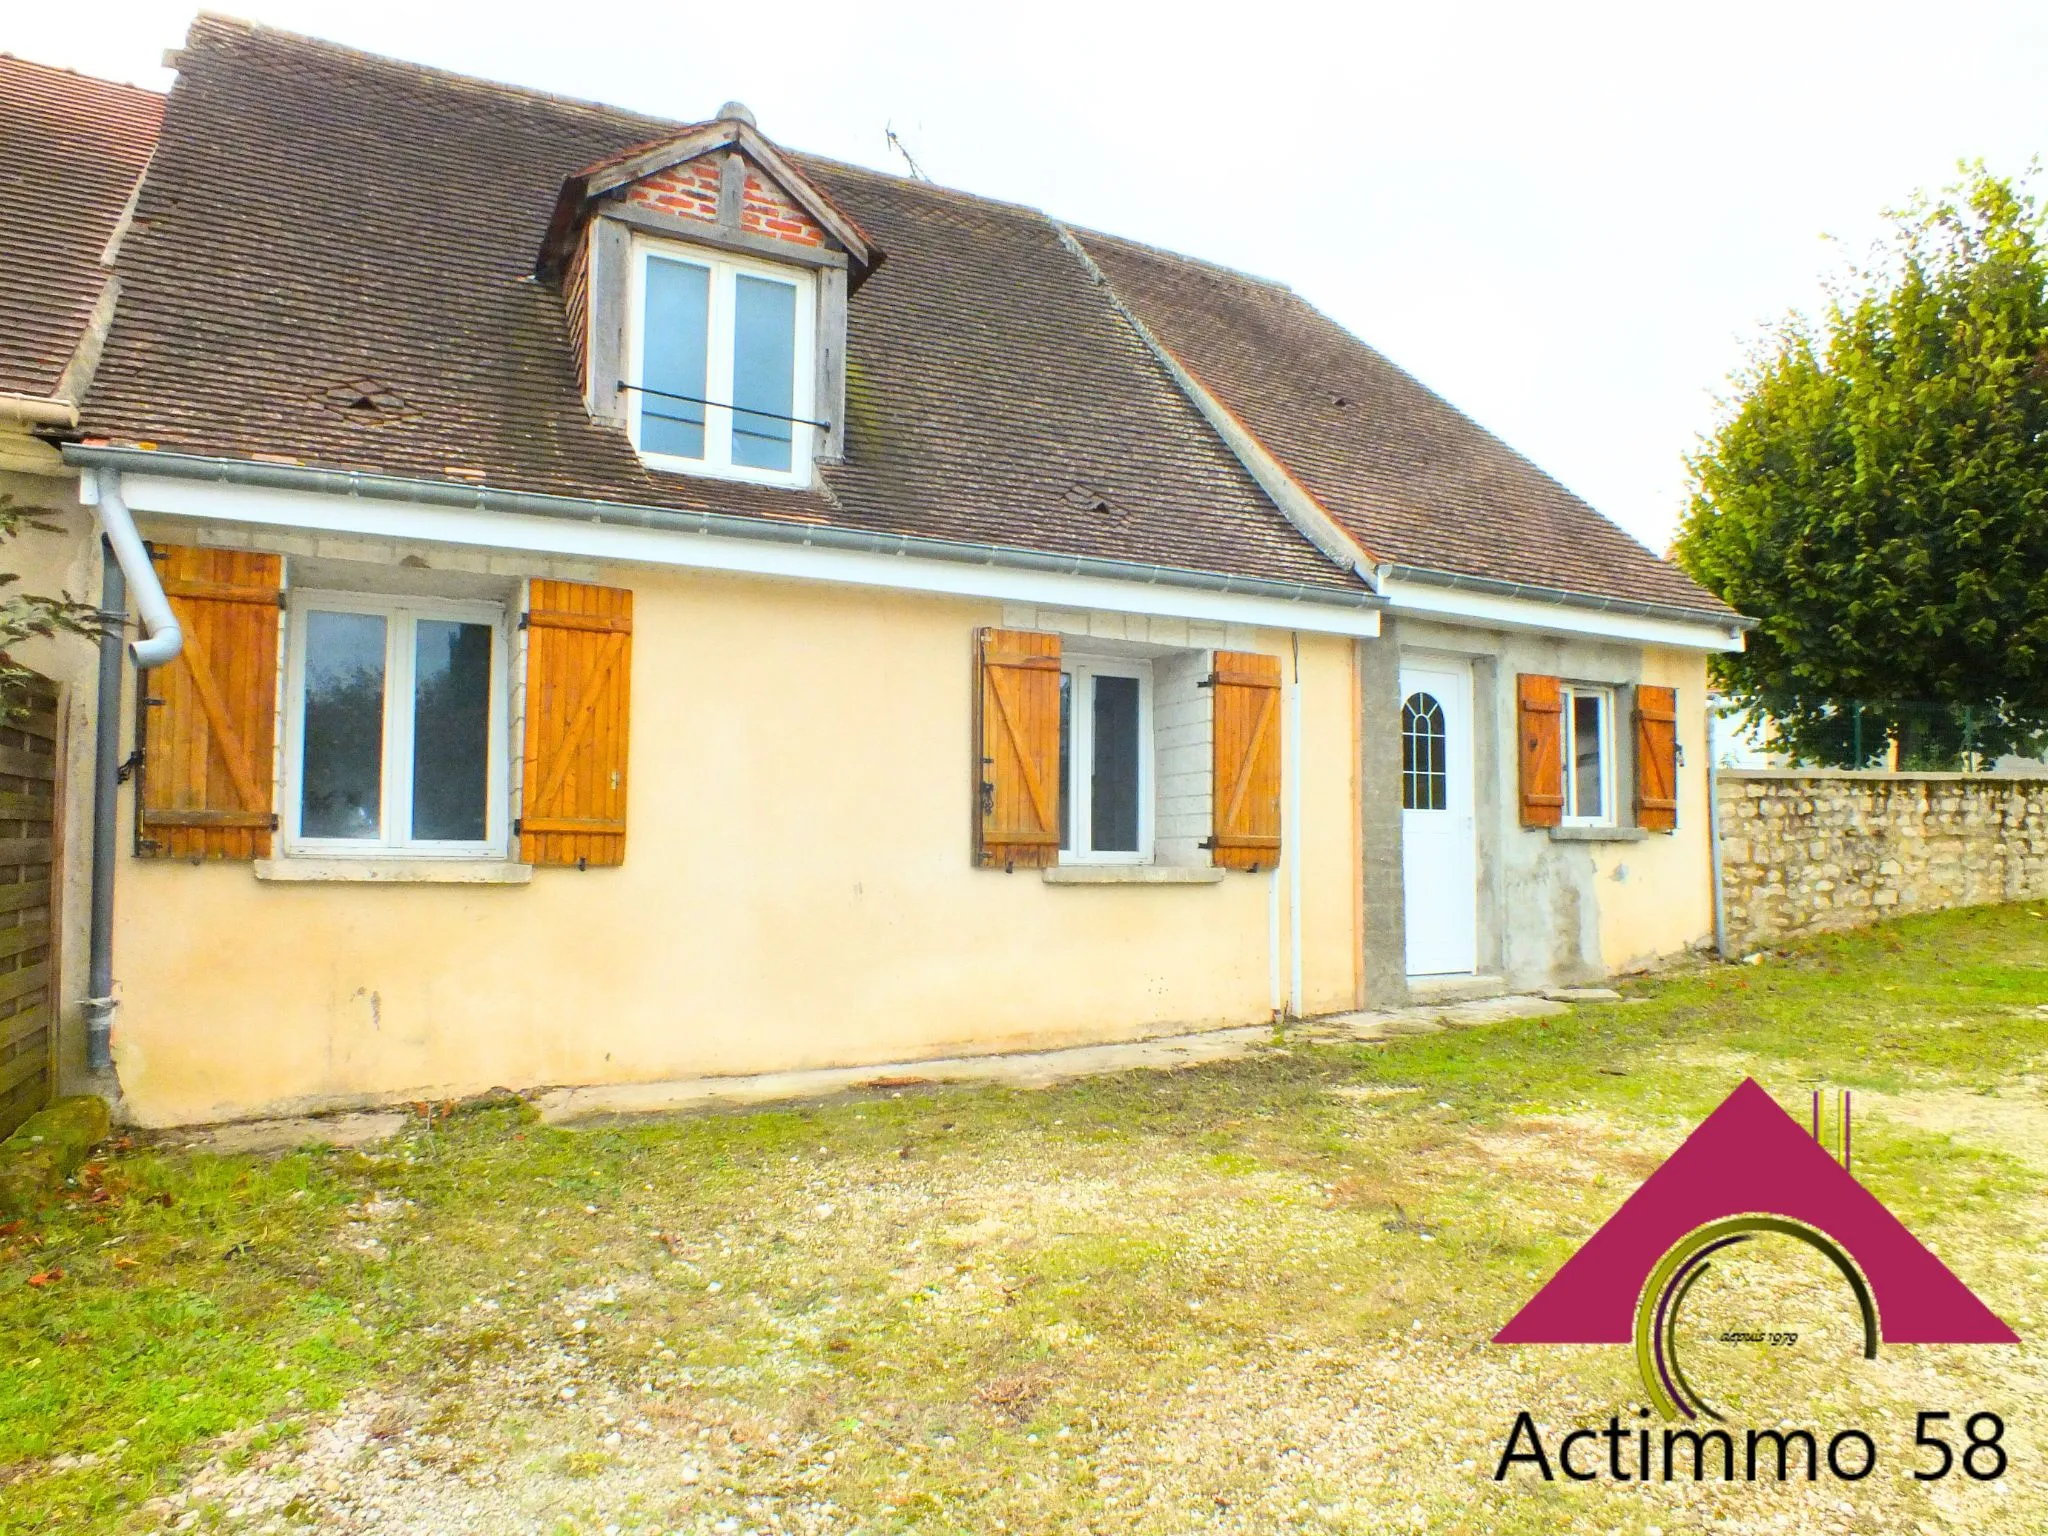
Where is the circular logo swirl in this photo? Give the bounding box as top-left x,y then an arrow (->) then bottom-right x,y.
1633,1215 -> 1880,1421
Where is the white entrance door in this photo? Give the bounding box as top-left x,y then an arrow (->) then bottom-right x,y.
1400,660 -> 1478,977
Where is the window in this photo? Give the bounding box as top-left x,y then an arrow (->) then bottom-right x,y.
627,237 -> 816,486
1559,683 -> 1614,825
1058,658 -> 1152,862
283,592 -> 510,856
1401,691 -> 1447,811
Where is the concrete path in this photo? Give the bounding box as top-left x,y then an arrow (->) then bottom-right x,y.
161,993 -> 1584,1143
533,994 -> 1569,1126
176,1111 -> 413,1155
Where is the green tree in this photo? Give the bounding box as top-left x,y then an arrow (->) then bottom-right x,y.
1677,167 -> 2048,768
0,493 -> 104,716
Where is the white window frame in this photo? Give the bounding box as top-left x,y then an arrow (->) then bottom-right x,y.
1559,682 -> 1616,827
1059,656 -> 1154,865
281,590 -> 513,858
625,234 -> 818,490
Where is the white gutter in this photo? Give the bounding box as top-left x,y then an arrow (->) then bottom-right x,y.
71,448 -> 1387,639
1376,564 -> 1750,652
0,392 -> 77,429
92,470 -> 183,666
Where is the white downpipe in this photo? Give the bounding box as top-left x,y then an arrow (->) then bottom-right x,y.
1287,636 -> 1304,1018
1268,866 -> 1281,1022
96,472 -> 182,667
1706,701 -> 1728,960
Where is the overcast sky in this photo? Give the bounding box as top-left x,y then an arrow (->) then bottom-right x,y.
12,2 -> 2047,555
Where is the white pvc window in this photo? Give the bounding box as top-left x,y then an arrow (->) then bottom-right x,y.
1560,683 -> 1615,826
283,592 -> 511,857
1058,658 -> 1153,863
627,237 -> 817,488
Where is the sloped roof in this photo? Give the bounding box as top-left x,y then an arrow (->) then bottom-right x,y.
0,55 -> 162,398
80,16 -> 1358,595
1076,230 -> 1733,617
75,16 -> 1726,618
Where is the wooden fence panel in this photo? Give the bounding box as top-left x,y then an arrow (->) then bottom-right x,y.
0,670 -> 57,1139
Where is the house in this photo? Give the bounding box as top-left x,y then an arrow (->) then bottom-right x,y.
1,19 -> 1747,1127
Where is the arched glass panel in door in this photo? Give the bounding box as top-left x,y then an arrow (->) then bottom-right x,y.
1402,692 -> 1448,811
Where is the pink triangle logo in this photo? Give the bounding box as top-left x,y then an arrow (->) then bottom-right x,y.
1495,1079 -> 2016,1418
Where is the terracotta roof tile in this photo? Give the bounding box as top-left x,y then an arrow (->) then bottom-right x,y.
0,56 -> 162,398
81,18 -> 1358,594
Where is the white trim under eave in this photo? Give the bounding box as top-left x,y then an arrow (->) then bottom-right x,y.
1378,573 -> 1746,652
96,473 -> 1384,640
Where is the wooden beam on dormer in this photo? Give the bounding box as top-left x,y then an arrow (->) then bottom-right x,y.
601,204 -> 851,272
580,122 -> 740,199
717,153 -> 744,229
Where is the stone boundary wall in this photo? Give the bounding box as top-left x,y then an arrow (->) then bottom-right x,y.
1716,770 -> 2048,951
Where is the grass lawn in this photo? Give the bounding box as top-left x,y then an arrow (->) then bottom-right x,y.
4,903 -> 2048,1534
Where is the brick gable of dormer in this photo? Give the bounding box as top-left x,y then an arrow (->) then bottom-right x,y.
622,153 -> 828,251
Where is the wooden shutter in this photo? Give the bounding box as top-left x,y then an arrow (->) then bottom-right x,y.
520,580 -> 631,868
974,627 -> 1062,869
1516,673 -> 1565,829
1634,684 -> 1679,833
1208,650 -> 1282,871
138,545 -> 283,859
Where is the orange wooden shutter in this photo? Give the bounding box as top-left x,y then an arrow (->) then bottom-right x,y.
1517,673 -> 1565,829
975,627 -> 1062,869
520,580 -> 631,868
1634,684 -> 1679,832
1208,650 -> 1282,871
137,545 -> 282,859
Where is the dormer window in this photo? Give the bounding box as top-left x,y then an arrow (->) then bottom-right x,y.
538,103 -> 879,493
627,238 -> 817,486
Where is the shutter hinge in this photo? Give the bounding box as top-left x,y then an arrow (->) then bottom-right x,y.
512,817 -> 523,837
136,838 -> 163,855
270,814 -> 281,831
979,782 -> 994,816
115,749 -> 145,784
517,612 -> 530,631
1674,745 -> 1686,767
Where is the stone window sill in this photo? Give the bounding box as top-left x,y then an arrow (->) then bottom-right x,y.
254,858 -> 534,885
1548,826 -> 1650,844
1042,865 -> 1225,885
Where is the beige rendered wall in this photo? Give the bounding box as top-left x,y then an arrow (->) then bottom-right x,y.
1590,645 -> 1715,972
107,552 -> 1363,1125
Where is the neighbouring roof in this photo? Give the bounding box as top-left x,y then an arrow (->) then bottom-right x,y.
1075,231 -> 1733,616
76,16 -> 1726,618
0,55 -> 162,399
